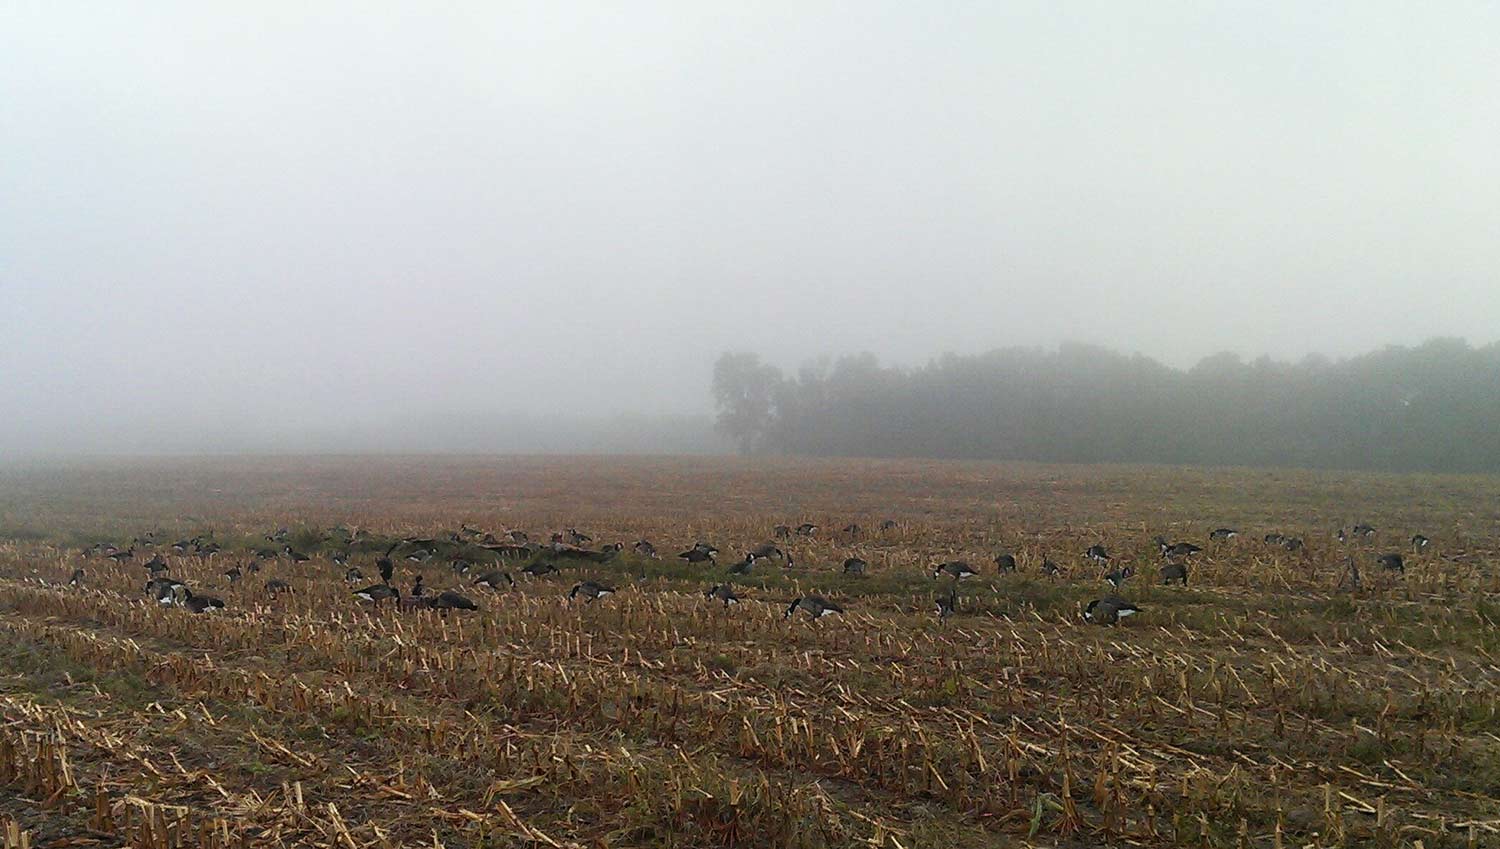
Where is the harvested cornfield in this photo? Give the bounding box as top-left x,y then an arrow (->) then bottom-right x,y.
0,456 -> 1498,847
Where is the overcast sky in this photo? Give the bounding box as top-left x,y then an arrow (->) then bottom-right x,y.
3,2 -> 1497,451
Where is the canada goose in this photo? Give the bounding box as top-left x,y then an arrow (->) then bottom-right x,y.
353,583 -> 399,605
428,590 -> 478,611
1377,553 -> 1405,573
144,577 -> 184,604
1411,534 -> 1430,551
404,548 -> 434,563
1154,536 -> 1202,558
1160,562 -> 1188,586
506,530 -> 529,543
377,543 -> 396,584
472,569 -> 515,589
196,541 -> 221,556
935,588 -> 957,619
933,561 -> 978,580
253,547 -> 279,560
449,558 -> 473,575
1352,524 -> 1376,538
569,580 -> 616,602
174,586 -> 224,614
265,578 -> 291,595
144,556 -> 168,576
68,568 -> 84,586
1209,528 -> 1238,541
1083,596 -> 1140,625
1337,527 -> 1348,543
460,523 -> 483,537
842,557 -> 868,575
1282,537 -> 1305,552
587,542 -> 624,563
268,527 -> 289,542
692,541 -> 720,555
746,542 -> 783,562
992,553 -> 1017,573
678,547 -> 716,565
521,561 -> 558,577
705,583 -> 742,606
773,525 -> 792,539
1264,533 -> 1286,545
338,567 -> 362,584
330,551 -> 349,566
170,539 -> 191,553
107,548 -> 135,563
284,546 -> 310,564
729,555 -> 755,575
564,528 -> 593,545
785,595 -> 843,619
633,540 -> 659,558
795,523 -> 818,536
1103,565 -> 1135,589
410,574 -> 426,597
1085,545 -> 1109,563
879,519 -> 898,531
224,565 -> 242,584
1041,557 -> 1062,578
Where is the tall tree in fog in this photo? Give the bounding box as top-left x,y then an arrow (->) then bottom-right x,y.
711,353 -> 784,454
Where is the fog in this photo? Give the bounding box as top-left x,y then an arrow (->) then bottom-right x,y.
3,3 -> 1497,455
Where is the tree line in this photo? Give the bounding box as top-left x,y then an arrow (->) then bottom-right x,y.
712,338 -> 1500,473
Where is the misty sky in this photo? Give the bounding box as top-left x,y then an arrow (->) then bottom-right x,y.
3,2 -> 1498,451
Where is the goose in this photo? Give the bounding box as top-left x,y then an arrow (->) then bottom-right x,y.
330,551 -> 349,567
569,580 -> 616,602
404,548 -> 434,563
1083,596 -> 1140,625
460,523 -> 483,537
170,539 -> 192,553
772,524 -> 792,539
506,530 -> 529,543
1263,533 -> 1286,545
144,577 -> 184,604
472,569 -> 515,589
410,574 -> 426,597
1282,537 -> 1305,552
68,568 -> 84,586
586,542 -> 624,563
284,546 -> 311,564
1209,528 -> 1238,541
1352,524 -> 1376,538
428,590 -> 478,611
1160,562 -> 1188,586
1411,534 -> 1430,551
784,595 -> 843,620
1085,545 -> 1109,563
728,555 -> 755,575
196,541 -> 221,556
344,567 -> 365,583
1103,565 -> 1135,589
252,547 -> 279,560
521,561 -> 559,577
795,523 -> 818,536
564,528 -> 593,545
223,565 -> 242,584
935,588 -> 957,619
377,544 -> 396,584
1377,553 -> 1405,573
107,548 -> 136,563
173,585 -> 225,613
145,558 -> 169,577
932,561 -> 977,580
704,584 -> 742,606
842,557 -> 868,575
992,553 -> 1017,573
353,583 -> 399,605
1154,536 -> 1202,558
745,542 -> 783,563
449,558 -> 473,575
678,547 -> 716,565
265,578 -> 291,595
1041,557 -> 1062,579
1337,527 -> 1348,543
633,540 -> 659,559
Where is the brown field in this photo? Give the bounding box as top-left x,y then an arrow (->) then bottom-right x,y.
1,456 -> 1499,848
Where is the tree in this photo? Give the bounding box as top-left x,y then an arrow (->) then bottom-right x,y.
711,352 -> 783,454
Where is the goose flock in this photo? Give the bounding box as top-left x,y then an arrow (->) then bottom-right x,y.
65,519 -> 1433,630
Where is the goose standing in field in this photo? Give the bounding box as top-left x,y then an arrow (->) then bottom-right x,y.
353,583 -> 399,606
1411,534 -> 1430,551
992,552 -> 1017,573
265,578 -> 291,596
744,542 -> 783,564
842,557 -> 868,575
173,585 -> 225,613
1103,565 -> 1135,590
472,569 -> 514,589
935,588 -> 957,619
704,583 -> 742,606
784,595 -> 843,620
932,561 -> 978,580
1352,523 -> 1376,538
1085,544 -> 1109,564
449,557 -> 473,575
68,568 -> 84,586
330,550 -> 349,567
223,565 -> 242,584
284,546 -> 311,564
428,590 -> 478,611
521,561 -> 559,578
1282,537 -> 1305,552
506,530 -> 529,543
564,528 -> 593,545
1041,556 -> 1063,579
410,574 -> 426,597
1160,562 -> 1188,586
377,543 -> 396,584
145,577 -> 184,604
343,567 -> 365,583
1083,596 -> 1140,626
678,547 -> 716,565
773,524 -> 792,540
795,523 -> 818,536
729,555 -> 755,575
633,540 -> 659,559
1263,533 -> 1286,545
1377,553 -> 1405,573
569,580 -> 616,602
1209,528 -> 1238,541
